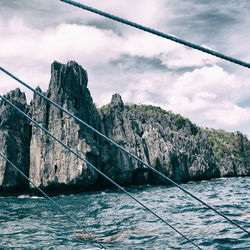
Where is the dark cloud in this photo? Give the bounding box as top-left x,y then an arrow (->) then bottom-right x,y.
0,0 -> 90,29
1,0 -> 26,9
110,54 -> 168,73
195,11 -> 237,29
162,0 -> 250,50
0,0 -> 61,28
109,54 -> 203,76
86,20 -> 123,35
238,99 -> 250,108
0,0 -> 129,35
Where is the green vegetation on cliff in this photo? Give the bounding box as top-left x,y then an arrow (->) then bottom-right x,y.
100,103 -> 110,112
204,128 -> 250,159
100,102 -> 249,162
100,102 -> 195,132
125,104 -> 167,121
125,104 -> 198,135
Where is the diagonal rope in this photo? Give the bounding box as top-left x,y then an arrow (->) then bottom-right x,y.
58,0 -> 250,236
59,0 -> 250,69
0,66 -> 249,235
0,94 -> 201,250
0,152 -> 105,249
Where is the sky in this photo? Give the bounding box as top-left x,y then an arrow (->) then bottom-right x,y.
0,0 -> 250,137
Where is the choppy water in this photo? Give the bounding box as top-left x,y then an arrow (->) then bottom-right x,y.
0,177 -> 249,249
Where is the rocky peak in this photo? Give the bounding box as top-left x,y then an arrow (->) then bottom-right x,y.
110,93 -> 124,110
49,61 -> 88,97
0,88 -> 28,128
45,60 -> 100,127
28,60 -> 101,190
0,88 -> 30,193
30,86 -> 45,105
2,88 -> 27,107
34,86 -> 42,95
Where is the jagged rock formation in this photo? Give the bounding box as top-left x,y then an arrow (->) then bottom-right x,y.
29,61 -> 100,191
204,128 -> 250,177
0,89 -> 31,193
100,98 -> 220,185
0,61 -> 249,195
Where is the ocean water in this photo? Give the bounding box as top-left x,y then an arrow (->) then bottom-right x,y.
0,177 -> 249,249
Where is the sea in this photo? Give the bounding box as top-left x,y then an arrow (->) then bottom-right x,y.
0,177 -> 249,249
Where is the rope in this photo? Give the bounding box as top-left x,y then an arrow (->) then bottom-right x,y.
59,0 -> 250,236
0,94 -> 201,249
60,0 -> 250,69
0,152 -> 105,249
0,67 -> 249,235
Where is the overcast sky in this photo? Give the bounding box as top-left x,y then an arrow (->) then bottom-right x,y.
0,0 -> 250,137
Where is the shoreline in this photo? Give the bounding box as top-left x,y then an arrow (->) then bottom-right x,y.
1,175 -> 249,198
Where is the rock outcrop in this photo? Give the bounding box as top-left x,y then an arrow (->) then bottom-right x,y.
0,61 -> 249,195
0,89 -> 31,193
100,97 -> 221,185
204,128 -> 250,177
29,61 -> 101,191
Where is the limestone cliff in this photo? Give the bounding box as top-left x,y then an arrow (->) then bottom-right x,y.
204,128 -> 250,177
100,97 -> 220,185
0,89 -> 31,193
29,61 -> 101,191
0,61 -> 249,195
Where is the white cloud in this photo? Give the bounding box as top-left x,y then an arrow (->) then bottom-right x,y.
160,45 -> 219,68
0,18 -> 122,64
0,17 -> 124,98
154,65 -> 250,130
81,0 -> 167,28
170,65 -> 240,99
205,104 -> 250,127
1,2 -> 250,138
0,17 -> 219,98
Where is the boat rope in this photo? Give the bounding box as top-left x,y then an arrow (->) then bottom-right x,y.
0,152 -> 105,250
0,66 -> 249,235
0,94 -> 201,249
59,0 -> 250,69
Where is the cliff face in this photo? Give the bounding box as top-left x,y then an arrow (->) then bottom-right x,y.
0,61 -> 249,194
100,97 -> 220,185
29,61 -> 100,191
0,89 -> 31,193
204,128 -> 250,177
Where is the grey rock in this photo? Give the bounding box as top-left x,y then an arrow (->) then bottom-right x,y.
203,129 -> 250,177
100,95 -> 221,185
0,89 -> 30,193
0,61 -> 249,195
29,61 -> 100,190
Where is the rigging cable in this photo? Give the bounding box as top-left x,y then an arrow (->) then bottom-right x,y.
59,0 -> 250,69
0,94 -> 201,250
0,67 -> 249,235
0,152 -> 105,250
